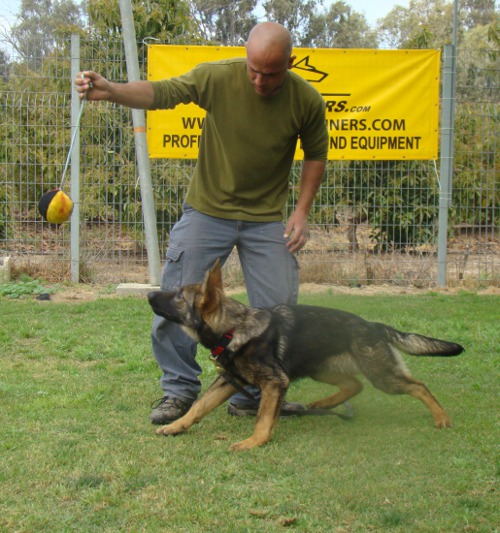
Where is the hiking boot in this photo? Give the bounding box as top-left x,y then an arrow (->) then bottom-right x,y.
227,400 -> 307,417
150,396 -> 192,425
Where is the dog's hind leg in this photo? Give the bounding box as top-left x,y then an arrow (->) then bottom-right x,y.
374,374 -> 453,428
405,379 -> 452,428
307,372 -> 363,410
157,375 -> 236,436
229,381 -> 288,451
358,349 -> 453,428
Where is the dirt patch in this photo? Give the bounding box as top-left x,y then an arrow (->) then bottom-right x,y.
299,282 -> 500,296
48,285 -> 120,303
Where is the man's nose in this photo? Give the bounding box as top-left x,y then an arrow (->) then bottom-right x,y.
255,73 -> 265,86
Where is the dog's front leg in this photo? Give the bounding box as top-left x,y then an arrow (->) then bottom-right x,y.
157,375 -> 236,436
229,382 -> 287,451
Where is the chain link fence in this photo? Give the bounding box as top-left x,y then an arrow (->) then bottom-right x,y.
0,37 -> 498,288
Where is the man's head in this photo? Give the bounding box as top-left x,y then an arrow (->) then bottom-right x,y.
245,22 -> 296,98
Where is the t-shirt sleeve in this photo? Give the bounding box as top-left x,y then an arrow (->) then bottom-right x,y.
300,97 -> 328,162
150,64 -> 210,110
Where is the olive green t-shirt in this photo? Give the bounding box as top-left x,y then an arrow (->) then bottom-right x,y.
151,58 -> 328,221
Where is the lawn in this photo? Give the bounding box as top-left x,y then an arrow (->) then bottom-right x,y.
0,289 -> 498,532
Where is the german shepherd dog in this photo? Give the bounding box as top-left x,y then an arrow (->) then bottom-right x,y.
148,261 -> 464,451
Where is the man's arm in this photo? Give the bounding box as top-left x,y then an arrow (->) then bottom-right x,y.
75,71 -> 155,109
284,159 -> 325,253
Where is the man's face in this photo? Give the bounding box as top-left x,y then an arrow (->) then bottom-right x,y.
246,49 -> 294,98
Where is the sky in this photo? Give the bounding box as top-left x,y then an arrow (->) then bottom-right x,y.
0,0 -> 20,29
0,0 -> 409,32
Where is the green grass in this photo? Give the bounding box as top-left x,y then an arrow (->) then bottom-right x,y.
0,291 -> 498,532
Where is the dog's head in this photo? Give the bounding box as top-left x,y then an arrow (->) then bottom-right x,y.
147,259 -> 224,334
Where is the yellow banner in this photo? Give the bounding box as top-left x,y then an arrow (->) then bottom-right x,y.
147,46 -> 440,160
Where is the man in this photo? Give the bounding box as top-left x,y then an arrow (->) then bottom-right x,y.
76,22 -> 328,423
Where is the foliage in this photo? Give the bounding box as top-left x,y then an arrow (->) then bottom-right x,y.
488,14 -> 500,52
0,275 -> 55,298
186,0 -> 379,47
377,0 -> 498,49
378,0 -> 456,49
0,49 -> 9,80
304,1 -> 378,48
261,0 -> 318,43
461,0 -> 498,30
0,0 -> 497,253
452,103 -> 499,227
68,1 -> 196,229
334,161 -> 440,251
7,0 -> 85,66
87,0 -> 195,43
0,292 -> 498,531
0,182 -> 12,240
458,25 -> 499,99
1,60 -> 73,222
189,0 -> 258,45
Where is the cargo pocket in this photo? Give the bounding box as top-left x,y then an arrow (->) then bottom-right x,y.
161,246 -> 184,290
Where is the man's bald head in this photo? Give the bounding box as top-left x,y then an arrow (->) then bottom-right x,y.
246,22 -> 293,61
245,22 -> 295,97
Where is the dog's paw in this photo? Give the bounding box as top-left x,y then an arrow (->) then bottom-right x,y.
434,417 -> 452,429
229,440 -> 254,452
229,437 -> 268,451
156,424 -> 185,436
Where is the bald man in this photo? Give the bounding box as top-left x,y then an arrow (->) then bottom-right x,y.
76,22 -> 328,423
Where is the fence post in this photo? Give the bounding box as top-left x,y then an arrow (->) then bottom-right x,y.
437,43 -> 456,287
118,0 -> 161,286
70,34 -> 81,283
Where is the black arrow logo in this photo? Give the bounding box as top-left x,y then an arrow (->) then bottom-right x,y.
292,56 -> 328,83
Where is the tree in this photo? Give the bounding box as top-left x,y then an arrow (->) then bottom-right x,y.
323,161 -> 440,252
303,1 -> 378,48
378,0 -> 455,49
261,0 -> 318,44
379,0 -> 499,49
188,0 -> 258,45
87,0 -> 195,43
9,0 -> 85,65
0,49 -> 9,80
461,0 -> 498,30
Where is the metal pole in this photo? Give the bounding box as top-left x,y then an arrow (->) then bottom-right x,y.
70,34 -> 81,283
118,0 -> 161,285
436,1 -> 458,287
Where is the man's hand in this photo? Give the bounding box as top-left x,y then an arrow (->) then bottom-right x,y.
284,210 -> 309,253
75,71 -> 111,101
283,159 -> 325,253
74,71 -> 154,109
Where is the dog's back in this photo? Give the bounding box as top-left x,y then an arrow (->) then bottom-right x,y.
270,304 -> 463,377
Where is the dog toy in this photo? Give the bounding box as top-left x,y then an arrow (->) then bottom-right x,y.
38,74 -> 90,224
38,188 -> 74,224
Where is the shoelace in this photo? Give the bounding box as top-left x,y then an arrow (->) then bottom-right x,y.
150,396 -> 181,409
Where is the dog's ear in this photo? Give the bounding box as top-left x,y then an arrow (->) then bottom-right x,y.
208,259 -> 223,289
200,259 -> 223,314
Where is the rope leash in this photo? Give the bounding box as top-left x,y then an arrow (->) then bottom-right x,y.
59,74 -> 92,190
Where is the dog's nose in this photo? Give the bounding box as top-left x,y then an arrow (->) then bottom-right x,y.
147,291 -> 159,304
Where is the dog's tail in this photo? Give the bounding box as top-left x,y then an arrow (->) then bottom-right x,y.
385,326 -> 464,356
